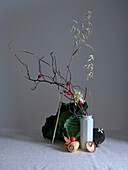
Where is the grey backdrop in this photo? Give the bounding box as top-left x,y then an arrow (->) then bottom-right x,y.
0,0 -> 128,131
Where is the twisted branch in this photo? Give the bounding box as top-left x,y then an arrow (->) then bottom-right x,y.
16,51 -> 88,115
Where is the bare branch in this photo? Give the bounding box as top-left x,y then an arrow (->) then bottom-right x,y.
40,56 -> 51,66
18,50 -> 39,59
68,103 -> 85,116
8,40 -> 13,50
15,54 -> 30,79
15,51 -> 86,109
59,92 -> 74,101
31,82 -> 40,90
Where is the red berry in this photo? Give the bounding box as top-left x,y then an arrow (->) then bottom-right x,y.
67,65 -> 69,68
70,137 -> 76,142
64,90 -> 67,93
67,91 -> 71,95
78,101 -> 82,105
67,81 -> 70,85
38,74 -> 42,78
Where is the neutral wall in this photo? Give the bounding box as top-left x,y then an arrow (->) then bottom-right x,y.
0,0 -> 128,131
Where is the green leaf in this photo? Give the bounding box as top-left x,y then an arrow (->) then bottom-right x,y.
41,102 -> 88,141
42,115 -> 63,140
60,102 -> 77,112
85,102 -> 88,109
59,102 -> 70,112
76,109 -> 83,115
59,110 -> 72,130
64,115 -> 81,139
58,103 -> 78,135
58,102 -> 77,128
75,132 -> 80,141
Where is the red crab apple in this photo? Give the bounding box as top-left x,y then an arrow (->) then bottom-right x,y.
67,81 -> 70,85
38,74 -> 42,78
64,90 -> 67,93
70,137 -> 76,142
67,91 -> 71,95
78,101 -> 82,105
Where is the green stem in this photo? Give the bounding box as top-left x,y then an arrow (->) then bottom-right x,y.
52,44 -> 75,144
52,82 -> 61,144
90,80 -> 92,116
86,85 -> 92,116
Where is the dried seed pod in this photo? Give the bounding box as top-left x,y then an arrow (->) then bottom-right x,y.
67,141 -> 80,152
85,141 -> 96,153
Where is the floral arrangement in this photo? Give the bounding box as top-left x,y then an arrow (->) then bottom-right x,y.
13,10 -> 105,151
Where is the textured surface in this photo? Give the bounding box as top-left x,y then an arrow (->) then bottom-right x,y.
0,0 -> 128,131
0,129 -> 128,170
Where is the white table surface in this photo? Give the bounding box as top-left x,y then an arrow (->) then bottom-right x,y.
0,129 -> 128,170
